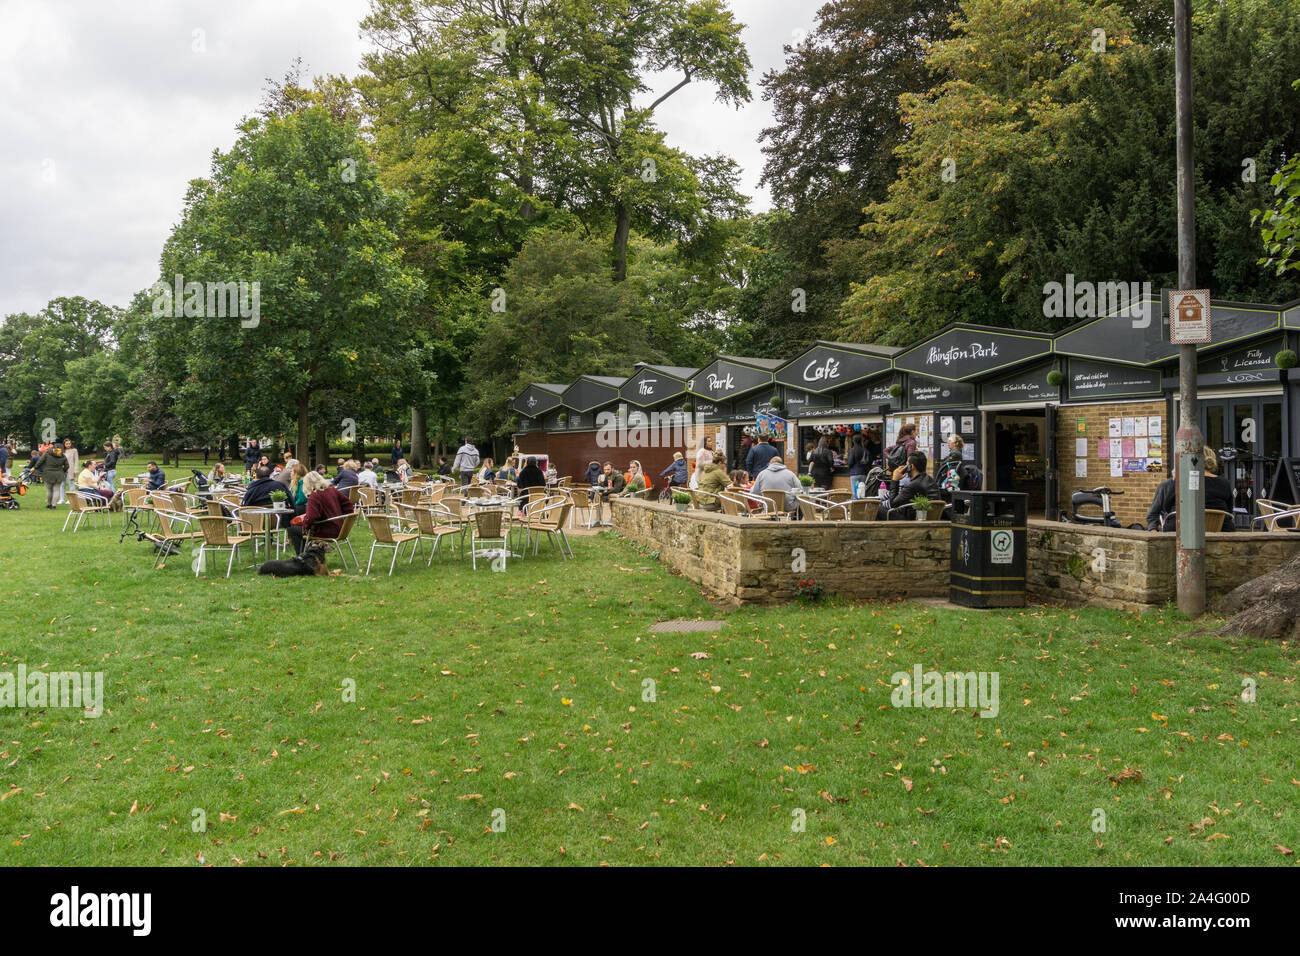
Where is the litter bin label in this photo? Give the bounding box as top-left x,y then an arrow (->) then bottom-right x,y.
990,530 -> 1014,565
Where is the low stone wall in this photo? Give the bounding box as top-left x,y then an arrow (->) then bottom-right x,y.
1027,520 -> 1300,611
613,499 -> 1300,610
611,498 -> 951,604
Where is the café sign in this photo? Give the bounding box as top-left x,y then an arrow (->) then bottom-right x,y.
774,344 -> 892,393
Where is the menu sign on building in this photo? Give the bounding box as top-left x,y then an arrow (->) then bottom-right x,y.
981,362 -> 1060,404
1066,359 -> 1162,400
907,374 -> 976,408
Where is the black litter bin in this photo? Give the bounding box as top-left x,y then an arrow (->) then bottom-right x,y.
949,491 -> 1027,608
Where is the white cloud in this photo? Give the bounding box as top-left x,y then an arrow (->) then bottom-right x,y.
0,0 -> 808,318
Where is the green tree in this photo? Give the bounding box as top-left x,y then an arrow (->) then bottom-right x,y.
155,104 -> 424,459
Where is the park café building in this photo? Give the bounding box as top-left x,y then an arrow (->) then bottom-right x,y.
509,291 -> 1300,527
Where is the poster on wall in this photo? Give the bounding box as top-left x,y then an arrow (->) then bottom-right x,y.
962,443 -> 975,461
1098,439 -> 1109,458
1076,417 -> 1087,435
1134,417 -> 1148,438
1110,438 -> 1122,458
961,415 -> 975,433
1122,418 -> 1135,437
1075,458 -> 1088,477
1123,458 -> 1144,473
1135,438 -> 1148,457
1075,438 -> 1087,457
940,415 -> 955,436
1110,458 -> 1123,478
1149,416 -> 1162,435
1109,419 -> 1122,437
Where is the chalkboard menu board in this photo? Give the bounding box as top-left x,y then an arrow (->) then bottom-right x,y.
907,374 -> 976,409
1066,359 -> 1162,400
1267,458 -> 1300,505
982,362 -> 1060,404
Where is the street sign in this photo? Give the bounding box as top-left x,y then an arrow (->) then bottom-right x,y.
1169,289 -> 1211,344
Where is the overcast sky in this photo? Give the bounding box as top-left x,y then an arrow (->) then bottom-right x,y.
0,0 -> 818,320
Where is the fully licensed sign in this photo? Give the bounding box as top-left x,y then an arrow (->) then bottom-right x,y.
1197,339 -> 1281,386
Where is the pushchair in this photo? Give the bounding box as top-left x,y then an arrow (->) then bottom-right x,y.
0,476 -> 23,509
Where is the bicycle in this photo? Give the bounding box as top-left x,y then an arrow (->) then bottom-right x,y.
1059,486 -> 1144,530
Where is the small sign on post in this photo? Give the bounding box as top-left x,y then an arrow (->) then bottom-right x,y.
1169,289 -> 1211,344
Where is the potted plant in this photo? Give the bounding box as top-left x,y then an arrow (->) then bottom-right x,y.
911,494 -> 932,521
268,489 -> 288,504
672,490 -> 691,512
798,473 -> 814,488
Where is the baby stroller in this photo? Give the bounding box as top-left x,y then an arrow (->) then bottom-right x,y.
0,475 -> 23,509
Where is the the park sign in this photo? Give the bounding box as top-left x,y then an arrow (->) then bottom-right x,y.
687,356 -> 779,401
1169,289 -> 1211,344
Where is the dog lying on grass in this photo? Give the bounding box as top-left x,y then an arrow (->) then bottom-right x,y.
258,541 -> 329,577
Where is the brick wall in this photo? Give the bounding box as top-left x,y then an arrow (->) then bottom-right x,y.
1056,399 -> 1168,527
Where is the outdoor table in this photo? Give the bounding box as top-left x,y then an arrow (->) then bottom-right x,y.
237,504 -> 292,564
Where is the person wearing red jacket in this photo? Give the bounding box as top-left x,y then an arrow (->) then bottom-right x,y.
289,470 -> 355,555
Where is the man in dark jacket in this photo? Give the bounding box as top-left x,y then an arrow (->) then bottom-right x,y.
436,456 -> 451,477
145,461 -> 167,492
241,466 -> 279,507
243,441 -> 260,476
745,437 -> 779,476
391,441 -> 403,466
887,452 -> 942,519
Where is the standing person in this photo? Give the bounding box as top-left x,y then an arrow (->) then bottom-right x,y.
243,441 -> 260,477
61,439 -> 79,505
847,433 -> 870,499
745,435 -> 779,477
452,439 -> 480,486
809,437 -> 835,490
203,444 -> 210,466
689,436 -> 714,490
736,434 -> 753,472
391,439 -> 403,467
886,423 -> 920,481
33,443 -> 69,509
0,440 -> 8,476
101,441 -> 119,492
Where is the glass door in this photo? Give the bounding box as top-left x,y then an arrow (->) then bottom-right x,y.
1199,397 -> 1285,522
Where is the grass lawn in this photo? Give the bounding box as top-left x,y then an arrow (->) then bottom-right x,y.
1,455 -> 1296,866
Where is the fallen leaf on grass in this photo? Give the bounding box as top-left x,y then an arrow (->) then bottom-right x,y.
1276,845 -> 1294,856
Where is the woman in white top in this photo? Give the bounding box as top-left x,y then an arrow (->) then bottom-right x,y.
689,437 -> 714,489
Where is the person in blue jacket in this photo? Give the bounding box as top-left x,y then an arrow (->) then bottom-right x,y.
658,452 -> 688,501
745,436 -> 780,476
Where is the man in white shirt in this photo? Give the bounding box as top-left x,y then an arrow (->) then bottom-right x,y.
357,462 -> 379,489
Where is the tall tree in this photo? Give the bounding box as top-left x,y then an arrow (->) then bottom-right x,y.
156,104 -> 424,458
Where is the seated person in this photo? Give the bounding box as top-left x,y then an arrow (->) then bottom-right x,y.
885,452 -> 942,520
241,465 -> 281,512
395,458 -> 413,483
288,471 -> 355,555
695,462 -> 729,511
497,459 -> 518,484
76,461 -> 113,506
476,458 -> 497,484
207,461 -> 228,485
1146,468 -> 1176,531
624,460 -> 647,495
333,460 -> 359,491
436,456 -> 451,477
1158,449 -> 1236,532
749,457 -> 803,513
356,461 -> 379,489
593,461 -> 626,521
145,462 -> 167,491
515,457 -> 546,494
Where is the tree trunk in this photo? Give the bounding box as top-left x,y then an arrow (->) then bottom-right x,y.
226,434 -> 239,464
296,393 -> 311,471
410,406 -> 428,468
1214,551 -> 1300,640
613,202 -> 631,282
314,422 -> 327,469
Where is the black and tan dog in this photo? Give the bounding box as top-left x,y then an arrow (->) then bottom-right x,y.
258,541 -> 329,577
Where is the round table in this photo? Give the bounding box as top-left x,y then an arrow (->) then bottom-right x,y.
236,505 -> 293,562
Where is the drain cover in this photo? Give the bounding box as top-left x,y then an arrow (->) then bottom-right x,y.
647,620 -> 726,633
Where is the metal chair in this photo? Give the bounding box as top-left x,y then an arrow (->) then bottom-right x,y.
303,512 -> 361,570
63,491 -> 111,532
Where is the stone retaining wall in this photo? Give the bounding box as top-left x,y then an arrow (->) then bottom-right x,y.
612,499 -> 1300,610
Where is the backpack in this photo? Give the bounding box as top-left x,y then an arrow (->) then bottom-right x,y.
939,461 -> 962,494
884,441 -> 909,472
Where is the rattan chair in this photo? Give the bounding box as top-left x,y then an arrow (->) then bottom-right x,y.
525,501 -> 573,558
148,510 -> 202,569
195,514 -> 254,578
303,512 -> 361,570
364,513 -> 422,575
63,490 -> 111,532
468,508 -> 511,569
